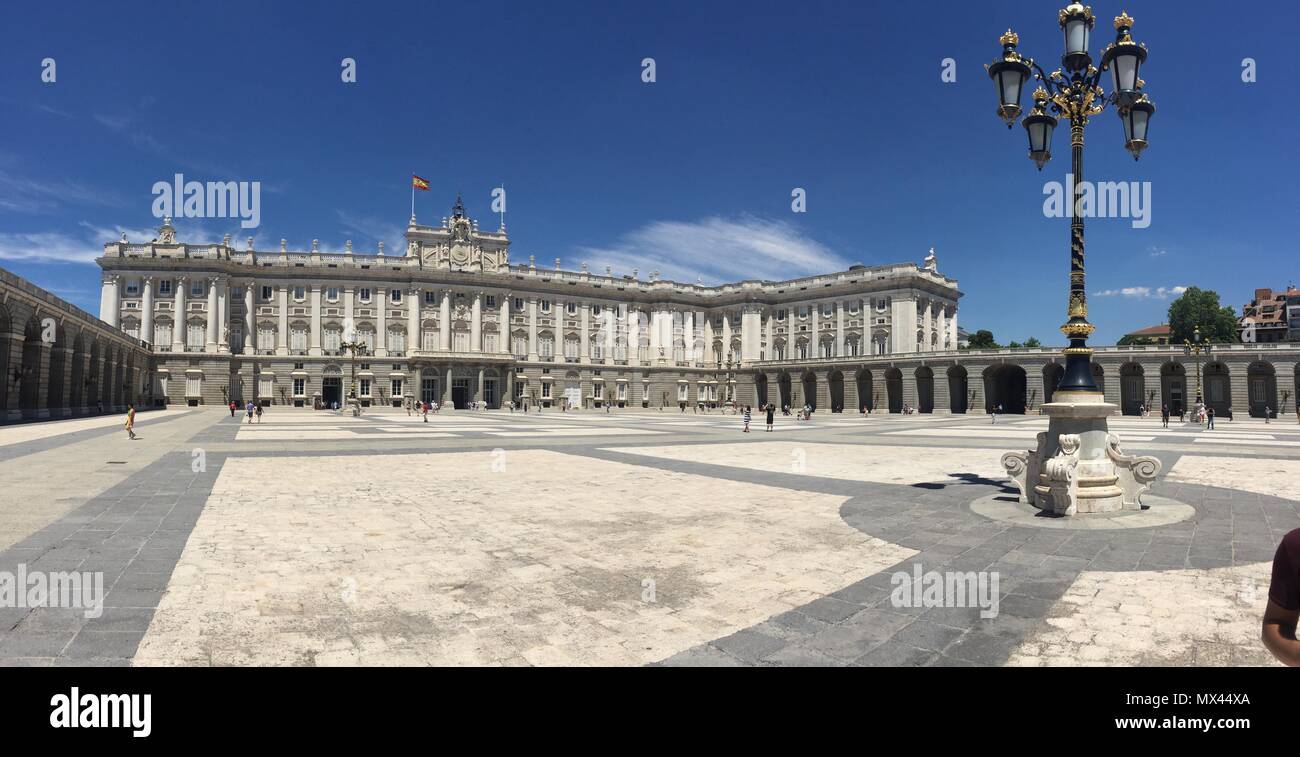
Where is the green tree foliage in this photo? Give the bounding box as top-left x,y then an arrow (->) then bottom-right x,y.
1167,287 -> 1238,343
1117,334 -> 1157,346
966,329 -> 999,349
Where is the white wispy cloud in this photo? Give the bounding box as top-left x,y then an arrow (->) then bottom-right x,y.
0,169 -> 126,213
1147,246 -> 1168,257
335,210 -> 406,255
573,215 -> 850,284
0,221 -> 171,263
1094,285 -> 1187,299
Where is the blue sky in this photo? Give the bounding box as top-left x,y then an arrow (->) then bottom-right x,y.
0,0 -> 1295,344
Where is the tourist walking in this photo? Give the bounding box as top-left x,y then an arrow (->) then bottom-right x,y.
1266,406 -> 1272,424
229,400 -> 237,417
422,401 -> 430,422
125,404 -> 137,440
246,400 -> 255,424
255,403 -> 263,423
742,405 -> 751,433
1161,404 -> 1169,428
1207,406 -> 1216,430
765,402 -> 775,431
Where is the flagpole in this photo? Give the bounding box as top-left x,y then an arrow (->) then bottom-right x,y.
410,176 -> 415,221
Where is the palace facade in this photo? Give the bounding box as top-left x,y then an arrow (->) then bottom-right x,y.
96,197 -> 962,410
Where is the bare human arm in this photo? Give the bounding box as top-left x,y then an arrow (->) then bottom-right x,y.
1262,599 -> 1300,666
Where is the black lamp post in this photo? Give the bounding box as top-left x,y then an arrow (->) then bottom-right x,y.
341,339 -> 367,403
1184,325 -> 1211,405
987,6 -> 1156,399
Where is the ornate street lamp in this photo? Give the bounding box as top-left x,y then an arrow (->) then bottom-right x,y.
1183,325 -> 1211,406
341,338 -> 367,412
986,4 -> 1157,397
991,4 -> 1162,517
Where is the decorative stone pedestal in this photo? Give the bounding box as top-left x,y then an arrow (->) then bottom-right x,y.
1001,391 -> 1161,517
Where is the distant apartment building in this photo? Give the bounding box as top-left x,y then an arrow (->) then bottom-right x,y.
1121,323 -> 1171,345
1239,287 -> 1297,343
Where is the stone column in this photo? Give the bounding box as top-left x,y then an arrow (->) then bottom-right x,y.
703,315 -> 715,364
244,279 -> 255,353
937,304 -> 948,351
277,284 -> 289,354
140,276 -> 154,347
172,276 -> 186,352
205,277 -> 219,351
721,311 -> 732,359
376,287 -> 387,355
741,305 -> 761,364
343,286 -> 355,341
628,306 -> 640,366
764,310 -> 774,361
949,307 -> 958,349
527,296 -> 538,360
217,278 -> 230,353
603,306 -> 615,365
471,291 -> 482,353
309,285 -> 323,355
648,308 -> 661,358
499,292 -> 511,354
443,366 -> 453,407
835,300 -> 845,357
441,290 -> 452,351
579,302 -> 590,362
99,274 -> 121,328
477,366 -> 485,404
408,286 -> 420,353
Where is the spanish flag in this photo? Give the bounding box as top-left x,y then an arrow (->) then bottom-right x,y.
412,175 -> 430,191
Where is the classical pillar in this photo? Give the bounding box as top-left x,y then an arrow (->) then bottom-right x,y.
309,285 -> 323,355
810,305 -> 819,356
499,292 -> 511,355
835,300 -> 845,358
471,291 -> 482,353
603,305 -> 615,365
205,276 -> 219,351
764,310 -> 774,361
99,274 -> 121,328
722,311 -> 733,358
217,278 -> 230,353
172,276 -> 186,352
741,305 -> 761,364
343,285 -> 355,341
527,296 -> 538,360
628,305 -> 640,366
140,276 -> 154,347
648,308 -> 661,359
408,286 -> 420,353
937,304 -> 948,351
277,284 -> 289,354
244,279 -> 255,353
579,302 -> 590,362
440,290 -> 452,351
949,307 -> 959,349
681,310 -> 693,364
477,366 -> 485,403
443,366 -> 453,407
703,315 -> 715,365
375,286 -> 387,355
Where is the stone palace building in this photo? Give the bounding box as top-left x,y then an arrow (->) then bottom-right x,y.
94,198 -> 962,411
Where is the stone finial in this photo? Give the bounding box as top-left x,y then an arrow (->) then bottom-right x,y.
581,262 -> 588,273
223,233 -> 232,247
605,265 -> 612,277
311,239 -> 319,252
378,241 -> 385,255
555,257 -> 561,270
345,240 -> 353,253
121,232 -> 128,243
246,237 -> 254,251
632,268 -> 638,280
280,239 -> 287,252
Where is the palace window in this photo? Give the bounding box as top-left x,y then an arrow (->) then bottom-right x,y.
326,287 -> 339,302
391,379 -> 403,397
186,323 -> 205,350
453,331 -> 470,352
539,335 -> 555,358
262,285 -> 273,301
592,341 -> 604,360
359,288 -> 372,303
617,382 -> 627,401
186,376 -> 201,396
359,379 -> 371,397
593,383 -> 603,400
483,333 -> 498,353
290,327 -> 308,352
125,280 -> 140,297
390,289 -> 402,304
153,322 -> 172,347
158,279 -> 172,296
293,286 -> 306,301
566,302 -> 577,315
258,326 -> 275,351
191,280 -> 205,297
258,376 -> 274,397
592,304 -> 602,316
514,298 -> 524,312
540,300 -> 551,313
292,378 -> 306,397
388,329 -> 406,354
323,327 -> 341,352
678,383 -> 689,402
563,337 -> 579,360
423,329 -> 438,351
485,295 -> 496,308
425,291 -> 436,305
541,382 -> 552,399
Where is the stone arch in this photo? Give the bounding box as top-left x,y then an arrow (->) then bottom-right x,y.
855,368 -> 874,413
0,300 -> 11,416
801,369 -> 817,411
1247,361 -> 1277,418
1042,363 -> 1064,404
885,367 -> 903,413
19,316 -> 44,418
777,370 -> 793,409
69,331 -> 88,412
1119,362 -> 1145,416
947,365 -> 968,413
983,364 -> 1027,414
1091,362 -> 1105,396
828,370 -> 844,412
1203,361 -> 1231,416
915,366 -> 934,413
45,321 -> 69,416
1160,361 -> 1186,415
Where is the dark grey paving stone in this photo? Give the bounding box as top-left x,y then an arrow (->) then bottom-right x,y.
851,643 -> 938,667
797,596 -> 861,623
63,630 -> 142,659
944,631 -> 1021,665
711,628 -> 787,663
889,620 -> 965,652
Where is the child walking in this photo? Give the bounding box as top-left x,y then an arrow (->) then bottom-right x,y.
742,405 -> 752,433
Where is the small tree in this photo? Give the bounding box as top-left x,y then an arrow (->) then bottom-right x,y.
1023,337 -> 1042,348
966,330 -> 999,349
1168,287 -> 1238,343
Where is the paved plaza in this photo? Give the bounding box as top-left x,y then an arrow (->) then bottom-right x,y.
0,406 -> 1297,666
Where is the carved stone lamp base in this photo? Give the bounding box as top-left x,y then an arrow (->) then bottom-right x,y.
1001,391 -> 1162,517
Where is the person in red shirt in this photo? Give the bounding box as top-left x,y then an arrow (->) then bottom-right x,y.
1262,528 -> 1300,665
